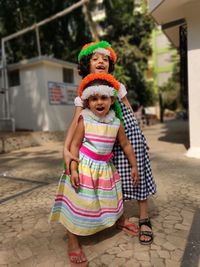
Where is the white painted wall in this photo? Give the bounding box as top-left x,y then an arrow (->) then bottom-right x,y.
10,64 -> 46,130
149,0 -> 163,12
42,63 -> 78,131
9,58 -> 81,131
184,3 -> 200,158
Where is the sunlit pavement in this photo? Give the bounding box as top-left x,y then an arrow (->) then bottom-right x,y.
0,119 -> 200,267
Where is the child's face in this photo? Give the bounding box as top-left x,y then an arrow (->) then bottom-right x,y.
89,53 -> 109,74
87,95 -> 114,118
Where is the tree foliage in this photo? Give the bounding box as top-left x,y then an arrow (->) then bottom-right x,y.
101,0 -> 155,106
158,55 -> 181,122
159,55 -> 181,111
0,0 -> 155,106
0,0 -> 92,63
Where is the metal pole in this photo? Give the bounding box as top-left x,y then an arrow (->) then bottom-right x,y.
1,39 -> 10,118
35,26 -> 41,56
3,0 -> 89,43
1,40 -> 5,118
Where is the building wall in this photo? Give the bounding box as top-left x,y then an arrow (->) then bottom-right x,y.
152,28 -> 177,92
185,5 -> 200,156
9,60 -> 81,131
42,63 -> 80,131
10,64 -> 46,130
149,0 -> 200,158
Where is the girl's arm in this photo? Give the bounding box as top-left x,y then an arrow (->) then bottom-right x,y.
121,95 -> 150,150
118,83 -> 134,113
121,96 -> 134,113
63,106 -> 83,172
70,117 -> 84,189
117,124 -> 140,185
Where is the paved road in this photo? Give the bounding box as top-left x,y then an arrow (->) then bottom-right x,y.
0,119 -> 200,267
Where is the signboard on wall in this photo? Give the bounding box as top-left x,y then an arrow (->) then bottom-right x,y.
48,81 -> 77,105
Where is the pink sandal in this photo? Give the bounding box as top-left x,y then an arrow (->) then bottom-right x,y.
116,220 -> 139,236
68,248 -> 88,266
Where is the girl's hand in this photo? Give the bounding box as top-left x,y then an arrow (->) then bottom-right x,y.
70,170 -> 80,189
131,167 -> 140,186
63,149 -> 79,175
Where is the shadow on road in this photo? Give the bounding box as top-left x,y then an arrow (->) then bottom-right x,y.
158,119 -> 189,149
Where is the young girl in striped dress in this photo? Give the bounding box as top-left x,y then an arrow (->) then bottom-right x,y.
49,73 -> 139,265
65,41 -> 156,246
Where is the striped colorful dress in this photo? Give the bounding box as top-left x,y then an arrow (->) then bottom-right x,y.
49,109 -> 123,236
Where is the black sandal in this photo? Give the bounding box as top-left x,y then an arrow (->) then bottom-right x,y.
139,218 -> 153,245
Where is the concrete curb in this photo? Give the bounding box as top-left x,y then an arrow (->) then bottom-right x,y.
0,131 -> 65,153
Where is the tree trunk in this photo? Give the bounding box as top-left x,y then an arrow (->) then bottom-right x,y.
159,92 -> 164,123
83,2 -> 99,41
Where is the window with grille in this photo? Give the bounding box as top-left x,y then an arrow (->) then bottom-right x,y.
63,68 -> 74,83
8,69 -> 20,87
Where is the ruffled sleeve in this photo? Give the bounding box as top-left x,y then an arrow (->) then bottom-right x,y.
118,83 -> 127,99
74,96 -> 83,107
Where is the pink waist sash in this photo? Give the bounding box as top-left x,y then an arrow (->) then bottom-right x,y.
80,145 -> 113,162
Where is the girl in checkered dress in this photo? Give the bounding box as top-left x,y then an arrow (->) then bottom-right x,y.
64,41 -> 156,245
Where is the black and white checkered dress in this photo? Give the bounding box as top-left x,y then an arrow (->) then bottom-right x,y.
113,101 -> 156,200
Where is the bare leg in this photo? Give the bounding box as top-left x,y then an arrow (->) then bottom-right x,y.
67,230 -> 87,264
138,199 -> 148,219
138,199 -> 153,243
